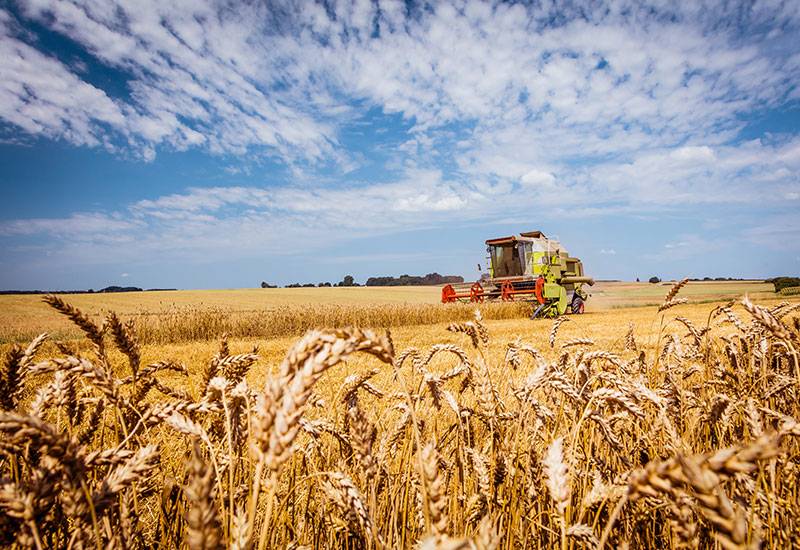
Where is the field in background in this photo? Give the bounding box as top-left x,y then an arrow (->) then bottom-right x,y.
0,280 -> 780,344
588,280 -> 776,308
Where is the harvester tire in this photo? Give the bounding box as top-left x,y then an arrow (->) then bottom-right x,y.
571,296 -> 585,314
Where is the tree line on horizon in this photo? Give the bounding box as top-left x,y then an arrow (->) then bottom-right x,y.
261,272 -> 465,289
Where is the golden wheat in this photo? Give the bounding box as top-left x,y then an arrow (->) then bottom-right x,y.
0,293 -> 799,548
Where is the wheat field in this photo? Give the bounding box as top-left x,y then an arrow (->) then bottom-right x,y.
0,281 -> 776,345
1,282 -> 800,548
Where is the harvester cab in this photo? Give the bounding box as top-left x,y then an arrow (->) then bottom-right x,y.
441,230 -> 594,318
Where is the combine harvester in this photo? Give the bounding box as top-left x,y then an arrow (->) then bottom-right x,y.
441,230 -> 594,318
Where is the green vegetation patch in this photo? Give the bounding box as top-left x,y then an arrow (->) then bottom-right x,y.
768,277 -> 800,292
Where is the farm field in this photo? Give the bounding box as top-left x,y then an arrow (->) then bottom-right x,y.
63,291 -> 795,392
0,280 -> 777,344
3,280 -> 800,548
3,281 -> 792,410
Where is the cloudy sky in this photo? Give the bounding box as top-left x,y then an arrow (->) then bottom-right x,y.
1,0 -> 799,289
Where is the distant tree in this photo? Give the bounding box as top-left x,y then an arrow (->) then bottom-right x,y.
635,278 -> 639,283
648,276 -> 661,284
100,286 -> 142,293
365,273 -> 465,286
261,281 -> 268,288
338,275 -> 355,287
770,277 -> 800,292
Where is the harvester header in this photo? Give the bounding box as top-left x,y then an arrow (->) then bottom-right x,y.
441,230 -> 594,317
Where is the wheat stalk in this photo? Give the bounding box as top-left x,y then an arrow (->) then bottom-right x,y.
664,278 -> 689,304
420,442 -> 448,537
550,316 -> 570,348
184,443 -> 222,550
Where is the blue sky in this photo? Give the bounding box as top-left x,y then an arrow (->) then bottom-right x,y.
0,0 -> 799,290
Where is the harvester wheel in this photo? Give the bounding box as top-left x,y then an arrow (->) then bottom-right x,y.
571,296 -> 585,314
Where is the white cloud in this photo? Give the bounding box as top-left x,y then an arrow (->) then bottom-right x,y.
1,2 -> 340,164
742,213 -> 800,251
670,146 -> 716,164
0,16 -> 125,148
1,0 -> 797,173
4,130 -> 798,268
0,213 -> 140,239
644,234 -> 728,262
134,187 -> 273,213
520,170 -> 556,188
1,1 -> 800,278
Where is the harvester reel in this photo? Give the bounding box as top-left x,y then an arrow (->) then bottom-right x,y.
470,282 -> 485,302
500,281 -> 513,301
440,282 -> 486,303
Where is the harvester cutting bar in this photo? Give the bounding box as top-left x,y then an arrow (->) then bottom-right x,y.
499,278 -> 544,303
441,282 -> 485,303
